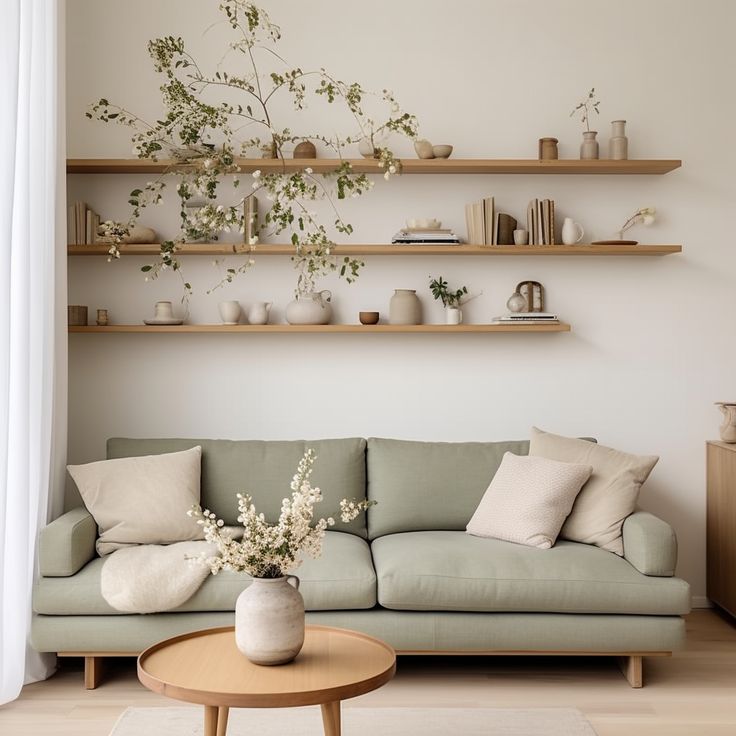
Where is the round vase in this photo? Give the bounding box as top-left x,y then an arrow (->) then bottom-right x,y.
445,306 -> 462,325
285,291 -> 332,325
389,289 -> 421,325
580,131 -> 599,160
561,217 -> 585,245
717,403 -> 736,443
235,576 -> 305,665
609,120 -> 628,160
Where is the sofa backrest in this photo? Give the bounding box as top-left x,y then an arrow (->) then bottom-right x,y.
106,437 -> 368,537
366,437 -> 529,539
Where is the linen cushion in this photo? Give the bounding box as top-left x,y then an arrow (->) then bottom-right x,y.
106,438 -> 367,537
367,437 -> 529,539
67,446 -> 203,555
371,530 -> 691,615
466,452 -> 592,548
529,427 -> 659,555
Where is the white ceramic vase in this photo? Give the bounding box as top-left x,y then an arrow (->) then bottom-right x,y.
561,217 -> 585,245
285,291 -> 332,325
445,306 -> 462,325
218,300 -> 241,325
248,301 -> 272,325
235,576 -> 305,665
717,403 -> 736,443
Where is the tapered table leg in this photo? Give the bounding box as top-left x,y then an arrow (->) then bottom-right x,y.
216,706 -> 229,736
321,700 -> 341,736
204,705 -> 219,736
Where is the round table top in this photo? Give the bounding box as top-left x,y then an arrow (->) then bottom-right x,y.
137,625 -> 396,708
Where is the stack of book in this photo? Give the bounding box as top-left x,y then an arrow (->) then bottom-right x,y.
526,198 -> 556,245
464,197 -> 517,245
492,312 -> 560,325
67,201 -> 101,245
392,228 -> 460,244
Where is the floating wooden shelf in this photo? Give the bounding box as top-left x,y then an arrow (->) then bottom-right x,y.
67,243 -> 682,257
68,323 -> 571,334
66,158 -> 682,175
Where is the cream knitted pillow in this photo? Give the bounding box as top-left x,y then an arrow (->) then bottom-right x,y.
466,452 -> 592,549
67,446 -> 204,555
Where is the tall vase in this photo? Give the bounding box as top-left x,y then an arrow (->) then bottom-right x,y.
609,120 -> 628,160
235,576 -> 305,665
580,131 -> 599,160
389,289 -> 422,325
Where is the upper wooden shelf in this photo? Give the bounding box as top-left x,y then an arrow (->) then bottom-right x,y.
68,243 -> 682,257
66,158 -> 682,175
68,323 -> 571,334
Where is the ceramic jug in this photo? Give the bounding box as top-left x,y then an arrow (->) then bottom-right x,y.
389,289 -> 422,325
248,301 -> 272,325
716,403 -> 736,443
561,218 -> 585,245
285,291 -> 332,325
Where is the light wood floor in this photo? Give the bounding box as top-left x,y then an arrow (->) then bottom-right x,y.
2,610 -> 736,736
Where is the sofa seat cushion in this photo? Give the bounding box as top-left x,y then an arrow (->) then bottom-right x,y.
371,531 -> 690,616
34,532 -> 376,615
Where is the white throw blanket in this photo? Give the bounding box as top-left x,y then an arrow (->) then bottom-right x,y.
100,541 -> 216,613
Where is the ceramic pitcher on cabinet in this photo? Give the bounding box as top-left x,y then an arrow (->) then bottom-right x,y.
248,302 -> 272,325
716,403 -> 736,443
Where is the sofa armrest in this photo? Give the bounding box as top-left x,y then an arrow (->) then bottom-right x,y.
622,510 -> 677,577
39,507 -> 97,577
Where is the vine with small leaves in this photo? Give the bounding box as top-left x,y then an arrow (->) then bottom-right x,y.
89,1 -> 418,300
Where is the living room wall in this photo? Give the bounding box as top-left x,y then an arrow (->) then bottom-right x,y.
65,0 -> 736,602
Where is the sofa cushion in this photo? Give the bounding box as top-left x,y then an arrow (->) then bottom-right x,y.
34,531 -> 376,615
367,437 -> 529,539
105,437 -> 367,537
371,531 -> 690,615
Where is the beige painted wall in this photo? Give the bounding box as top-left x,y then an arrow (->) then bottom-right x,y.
65,0 -> 736,599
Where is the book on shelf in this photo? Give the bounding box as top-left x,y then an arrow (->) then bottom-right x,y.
525,198 -> 556,245
493,312 -> 559,323
392,228 -> 460,244
483,197 -> 494,245
68,201 -> 101,245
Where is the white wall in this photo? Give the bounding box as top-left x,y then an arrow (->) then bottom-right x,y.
65,0 -> 736,597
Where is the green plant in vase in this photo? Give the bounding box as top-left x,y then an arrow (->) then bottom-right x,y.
429,275 -> 470,325
88,1 -> 419,300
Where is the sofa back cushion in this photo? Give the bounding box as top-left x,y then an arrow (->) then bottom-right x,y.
106,437 -> 367,537
367,437 -> 529,539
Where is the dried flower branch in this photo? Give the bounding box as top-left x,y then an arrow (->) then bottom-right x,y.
570,87 -> 601,132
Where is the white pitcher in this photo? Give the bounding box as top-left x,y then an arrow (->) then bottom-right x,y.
561,217 -> 585,245
248,301 -> 272,325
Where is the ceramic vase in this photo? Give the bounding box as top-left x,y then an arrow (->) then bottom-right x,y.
717,403 -> 736,443
285,290 -> 332,325
445,306 -> 462,325
561,217 -> 585,245
609,120 -> 628,160
248,302 -> 272,325
389,289 -> 421,325
580,131 -> 599,160
235,576 -> 305,665
218,301 -> 241,325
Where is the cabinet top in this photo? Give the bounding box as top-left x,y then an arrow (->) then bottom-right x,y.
707,440 -> 736,452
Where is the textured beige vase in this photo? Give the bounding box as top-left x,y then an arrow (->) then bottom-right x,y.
235,576 -> 305,665
716,403 -> 736,443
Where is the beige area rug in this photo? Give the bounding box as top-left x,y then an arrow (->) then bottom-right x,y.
110,706 -> 597,735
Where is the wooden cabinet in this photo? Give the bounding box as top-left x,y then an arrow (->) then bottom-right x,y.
707,441 -> 736,617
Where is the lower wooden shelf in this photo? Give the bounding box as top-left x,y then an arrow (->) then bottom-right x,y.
68,323 -> 571,334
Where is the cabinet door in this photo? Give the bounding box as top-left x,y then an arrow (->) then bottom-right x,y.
707,443 -> 736,616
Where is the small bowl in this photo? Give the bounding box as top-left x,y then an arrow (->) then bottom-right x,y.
432,144 -> 453,159
359,311 -> 380,325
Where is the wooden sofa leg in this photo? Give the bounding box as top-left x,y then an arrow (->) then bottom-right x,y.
617,655 -> 643,688
84,656 -> 103,689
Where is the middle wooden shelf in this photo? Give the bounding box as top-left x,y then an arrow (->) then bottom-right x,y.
67,243 -> 682,257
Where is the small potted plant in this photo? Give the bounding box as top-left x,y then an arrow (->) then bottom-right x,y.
570,87 -> 601,160
429,276 -> 469,325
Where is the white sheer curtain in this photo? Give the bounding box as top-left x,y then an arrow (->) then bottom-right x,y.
0,0 -> 66,704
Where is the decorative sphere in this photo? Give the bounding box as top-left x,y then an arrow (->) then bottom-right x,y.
506,292 -> 527,313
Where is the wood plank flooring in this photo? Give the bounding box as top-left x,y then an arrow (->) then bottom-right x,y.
2,610 -> 735,736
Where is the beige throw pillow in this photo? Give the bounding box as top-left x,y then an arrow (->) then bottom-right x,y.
67,446 -> 204,556
466,452 -> 592,549
529,427 -> 658,555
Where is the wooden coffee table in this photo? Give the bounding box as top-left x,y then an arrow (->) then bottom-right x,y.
137,625 -> 396,736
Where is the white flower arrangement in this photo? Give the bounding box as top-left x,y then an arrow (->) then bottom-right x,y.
618,206 -> 656,239
188,449 -> 373,579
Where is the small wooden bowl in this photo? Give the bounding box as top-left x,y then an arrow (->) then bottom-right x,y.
359,311 -> 380,325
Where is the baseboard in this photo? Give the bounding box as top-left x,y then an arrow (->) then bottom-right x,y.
692,595 -> 712,609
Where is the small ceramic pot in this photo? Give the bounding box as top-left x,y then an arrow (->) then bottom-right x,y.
248,302 -> 272,325
235,576 -> 305,665
154,301 -> 175,321
293,140 -> 317,158
538,137 -> 559,160
432,144 -> 453,159
513,229 -> 529,245
389,289 -> 421,325
445,306 -> 462,325
218,301 -> 241,325
359,311 -> 379,325
580,131 -> 599,160
413,139 -> 435,159
716,403 -> 736,443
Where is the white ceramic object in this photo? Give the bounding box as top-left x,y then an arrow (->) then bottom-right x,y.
154,301 -> 174,320
389,289 -> 421,325
413,139 -> 434,159
218,301 -> 241,325
561,218 -> 585,245
285,291 -> 332,325
235,576 -> 305,665
248,301 -> 272,325
143,318 -> 184,325
432,144 -> 453,159
358,137 -> 376,158
445,306 -> 462,325
580,131 -> 599,160
716,403 -> 736,443
513,229 -> 529,245
609,120 -> 628,160
506,292 -> 527,313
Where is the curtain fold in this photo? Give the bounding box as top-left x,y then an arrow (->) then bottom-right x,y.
0,0 -> 65,704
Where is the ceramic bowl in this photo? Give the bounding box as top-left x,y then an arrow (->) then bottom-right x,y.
432,144 -> 453,159
359,311 -> 380,325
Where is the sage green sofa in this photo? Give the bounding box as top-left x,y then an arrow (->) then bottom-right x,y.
31,437 -> 690,688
